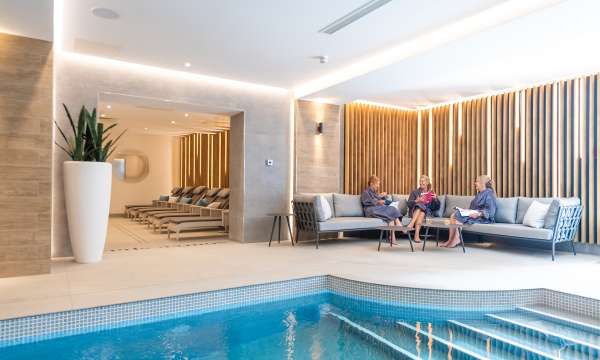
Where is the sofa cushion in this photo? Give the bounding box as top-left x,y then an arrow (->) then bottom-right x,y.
294,193 -> 335,218
443,195 -> 474,218
543,197 -> 581,229
318,217 -> 386,232
432,195 -> 446,217
523,201 -> 551,228
495,197 -> 518,224
333,194 -> 364,217
315,195 -> 332,221
465,223 -> 553,240
391,194 -> 409,216
516,197 -> 554,224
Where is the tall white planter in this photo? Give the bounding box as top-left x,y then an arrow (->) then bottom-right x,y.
63,161 -> 112,263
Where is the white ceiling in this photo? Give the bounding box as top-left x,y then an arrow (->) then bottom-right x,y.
3,0 -> 599,108
0,0 -> 52,41
97,94 -> 232,136
307,0 -> 600,107
60,0 -> 506,88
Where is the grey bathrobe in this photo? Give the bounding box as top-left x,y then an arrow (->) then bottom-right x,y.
360,187 -> 401,222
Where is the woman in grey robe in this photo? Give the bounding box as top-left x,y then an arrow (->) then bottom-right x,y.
361,175 -> 402,242
441,175 -> 497,248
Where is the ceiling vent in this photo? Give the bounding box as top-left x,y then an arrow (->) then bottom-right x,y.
318,0 -> 393,34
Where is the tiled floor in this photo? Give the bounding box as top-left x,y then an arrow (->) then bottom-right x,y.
105,217 -> 229,251
1,235 -> 599,320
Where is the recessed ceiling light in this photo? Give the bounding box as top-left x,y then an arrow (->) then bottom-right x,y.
184,113 -> 189,117
144,127 -> 148,131
171,120 -> 176,124
106,104 -> 111,109
91,7 -> 119,20
184,62 -> 191,68
100,113 -> 106,117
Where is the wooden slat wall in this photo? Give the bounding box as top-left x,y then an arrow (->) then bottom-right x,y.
344,103 -> 418,194
343,73 -> 599,244
178,131 -> 229,188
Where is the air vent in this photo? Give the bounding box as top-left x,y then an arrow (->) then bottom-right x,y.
318,0 -> 393,34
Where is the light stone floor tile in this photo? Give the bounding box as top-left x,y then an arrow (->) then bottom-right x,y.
0,219 -> 599,320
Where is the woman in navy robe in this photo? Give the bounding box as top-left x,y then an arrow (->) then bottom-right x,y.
441,175 -> 497,248
406,175 -> 440,242
361,175 -> 402,242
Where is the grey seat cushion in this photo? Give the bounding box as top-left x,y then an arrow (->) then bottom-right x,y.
543,197 -> 581,229
294,193 -> 335,220
391,194 -> 409,216
333,194 -> 364,217
443,195 -> 474,217
433,195 -> 446,217
464,223 -> 553,240
318,217 -> 386,232
516,197 -> 555,224
495,197 -> 518,224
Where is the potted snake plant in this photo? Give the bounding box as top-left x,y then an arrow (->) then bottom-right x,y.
55,104 -> 126,263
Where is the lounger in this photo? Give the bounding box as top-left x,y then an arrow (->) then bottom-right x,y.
149,189 -> 230,231
166,208 -> 228,240
124,187 -> 182,217
144,187 -> 219,224
140,186 -> 210,224
129,186 -> 196,220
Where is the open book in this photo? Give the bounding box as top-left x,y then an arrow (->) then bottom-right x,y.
455,207 -> 479,217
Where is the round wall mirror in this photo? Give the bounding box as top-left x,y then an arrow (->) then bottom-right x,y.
113,151 -> 149,183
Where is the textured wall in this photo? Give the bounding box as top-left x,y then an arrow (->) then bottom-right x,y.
0,33 -> 52,277
177,131 -> 229,188
294,100 -> 342,193
53,53 -> 292,256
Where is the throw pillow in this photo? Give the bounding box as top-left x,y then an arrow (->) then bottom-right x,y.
159,195 -> 169,201
207,201 -> 222,209
195,198 -> 209,206
522,200 -> 551,228
168,196 -> 178,203
315,195 -> 332,221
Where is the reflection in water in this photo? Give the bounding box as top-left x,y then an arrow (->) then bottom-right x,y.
486,337 -> 491,357
428,323 -> 434,360
415,321 -> 422,358
447,328 -> 454,360
283,311 -> 297,360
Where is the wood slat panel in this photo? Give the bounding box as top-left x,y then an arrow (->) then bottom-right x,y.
178,131 -> 229,188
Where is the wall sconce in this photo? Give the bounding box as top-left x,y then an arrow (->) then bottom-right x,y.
316,122 -> 324,135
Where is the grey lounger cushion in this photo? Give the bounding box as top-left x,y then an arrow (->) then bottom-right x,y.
443,195 -> 474,218
465,223 -> 553,240
495,197 -> 518,224
333,194 -> 363,217
318,217 -> 386,232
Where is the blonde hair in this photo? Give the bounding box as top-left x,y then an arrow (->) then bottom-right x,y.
368,175 -> 380,186
419,175 -> 432,191
477,175 -> 494,191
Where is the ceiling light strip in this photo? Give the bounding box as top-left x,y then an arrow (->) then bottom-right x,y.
318,0 -> 393,34
58,51 -> 289,94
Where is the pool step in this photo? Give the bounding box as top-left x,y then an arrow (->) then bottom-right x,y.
396,321 -> 487,360
326,312 -> 419,359
486,313 -> 600,357
447,320 -> 560,359
517,306 -> 600,335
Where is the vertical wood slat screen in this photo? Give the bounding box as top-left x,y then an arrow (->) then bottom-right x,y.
343,74 -> 599,244
178,131 -> 229,188
344,103 -> 418,194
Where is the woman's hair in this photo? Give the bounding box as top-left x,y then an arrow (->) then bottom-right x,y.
420,175 -> 432,191
368,175 -> 380,186
477,175 -> 495,192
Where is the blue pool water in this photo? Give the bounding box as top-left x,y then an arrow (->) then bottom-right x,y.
1,292 -> 599,359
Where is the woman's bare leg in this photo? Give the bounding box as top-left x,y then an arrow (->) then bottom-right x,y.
388,220 -> 397,243
407,209 -> 421,229
414,211 -> 425,242
441,215 -> 461,247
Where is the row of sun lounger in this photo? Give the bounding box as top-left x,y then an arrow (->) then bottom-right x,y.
124,185 -> 230,240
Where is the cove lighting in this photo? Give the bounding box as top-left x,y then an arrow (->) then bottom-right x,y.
293,0 -> 562,98
352,100 -> 414,111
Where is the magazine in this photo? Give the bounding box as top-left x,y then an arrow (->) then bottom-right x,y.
455,207 -> 479,217
420,191 -> 434,204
